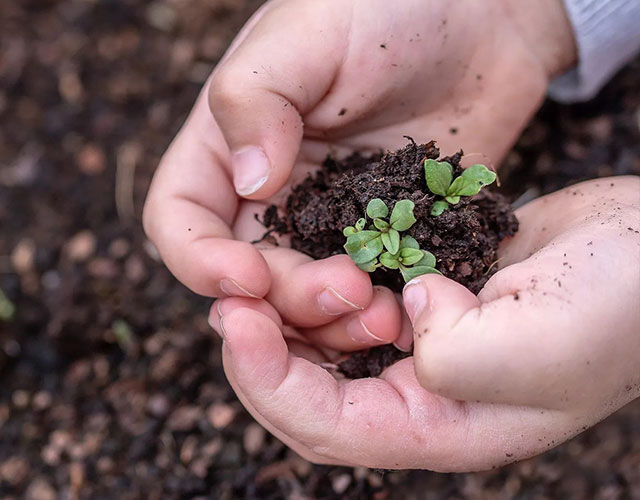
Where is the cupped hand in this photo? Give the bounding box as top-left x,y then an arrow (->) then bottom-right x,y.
214,177 -> 640,471
143,0 -> 575,349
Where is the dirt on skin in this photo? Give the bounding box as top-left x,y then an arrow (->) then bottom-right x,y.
263,140 -> 519,296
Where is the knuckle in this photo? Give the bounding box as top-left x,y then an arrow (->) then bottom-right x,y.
208,67 -> 246,112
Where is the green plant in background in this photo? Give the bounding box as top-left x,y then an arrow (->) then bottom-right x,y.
424,159 -> 497,216
343,199 -> 440,282
0,288 -> 15,322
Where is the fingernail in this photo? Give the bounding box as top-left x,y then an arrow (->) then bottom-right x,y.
393,340 -> 412,352
347,318 -> 385,344
218,316 -> 227,340
403,279 -> 427,323
394,313 -> 415,352
318,287 -> 363,316
208,300 -> 226,339
219,278 -> 259,298
232,146 -> 270,196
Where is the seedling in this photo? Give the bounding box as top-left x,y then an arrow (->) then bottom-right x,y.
343,199 -> 440,282
424,159 -> 496,216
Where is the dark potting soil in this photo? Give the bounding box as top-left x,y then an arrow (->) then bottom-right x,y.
3,0 -> 638,496
263,140 -> 518,295
337,344 -> 411,379
262,140 -> 518,378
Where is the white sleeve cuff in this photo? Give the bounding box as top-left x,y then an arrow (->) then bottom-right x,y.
548,0 -> 640,103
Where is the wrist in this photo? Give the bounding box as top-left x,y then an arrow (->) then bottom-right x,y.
500,0 -> 577,79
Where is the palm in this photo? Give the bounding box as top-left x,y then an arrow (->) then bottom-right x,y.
295,0 -> 546,162
230,0 -> 547,225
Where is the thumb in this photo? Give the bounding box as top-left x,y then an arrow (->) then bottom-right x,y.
208,0 -> 348,199
402,273 -> 578,408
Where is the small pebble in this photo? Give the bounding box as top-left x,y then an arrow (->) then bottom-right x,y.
125,255 -> 147,283
65,230 -> 97,262
332,473 -> 352,494
109,238 -> 131,258
207,403 -> 236,429
147,394 -> 170,418
0,457 -> 30,486
76,143 -> 106,175
11,390 -> 30,409
180,435 -> 199,464
32,391 -> 52,410
243,423 -> 266,456
25,477 -> 56,500
166,406 -> 202,431
87,257 -> 118,278
11,239 -> 35,274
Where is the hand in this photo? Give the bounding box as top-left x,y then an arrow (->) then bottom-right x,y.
143,0 -> 576,349
214,177 -> 640,471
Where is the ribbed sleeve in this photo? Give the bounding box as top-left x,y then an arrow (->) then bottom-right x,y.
548,0 -> 640,102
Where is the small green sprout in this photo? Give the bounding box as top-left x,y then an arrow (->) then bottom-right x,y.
424,159 -> 497,216
343,199 -> 440,282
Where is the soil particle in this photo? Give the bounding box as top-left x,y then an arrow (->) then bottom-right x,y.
337,345 -> 410,379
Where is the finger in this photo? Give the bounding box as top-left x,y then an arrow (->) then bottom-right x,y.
224,363 -> 349,466
220,307 -> 581,470
393,295 -> 415,352
261,249 -> 373,327
302,286 -> 402,351
213,299 -> 344,463
208,0 -> 347,199
209,297 -> 283,339
143,87 -> 270,298
211,297 -> 330,365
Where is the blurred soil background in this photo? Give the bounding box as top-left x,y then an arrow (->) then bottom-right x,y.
0,1 -> 639,499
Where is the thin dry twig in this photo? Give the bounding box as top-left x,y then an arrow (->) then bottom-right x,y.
115,142 -> 141,221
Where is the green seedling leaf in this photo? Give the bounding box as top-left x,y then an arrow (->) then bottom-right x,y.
416,250 -> 436,268
447,164 -> 497,197
343,226 -> 357,237
445,195 -> 460,205
357,259 -> 380,272
373,218 -> 389,230
381,228 -> 400,254
355,218 -> 367,231
380,252 -> 400,269
400,265 -> 441,283
366,198 -> 389,219
424,159 -> 453,196
344,231 -> 384,264
112,319 -> 137,352
399,247 -> 424,266
462,163 -> 497,186
0,288 -> 15,322
430,200 -> 450,216
390,200 -> 416,231
400,235 -> 419,249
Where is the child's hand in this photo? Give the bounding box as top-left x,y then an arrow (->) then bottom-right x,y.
213,177 -> 640,471
143,0 -> 575,343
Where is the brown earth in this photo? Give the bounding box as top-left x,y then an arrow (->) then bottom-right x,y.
262,141 -> 518,295
1,1 -> 639,499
